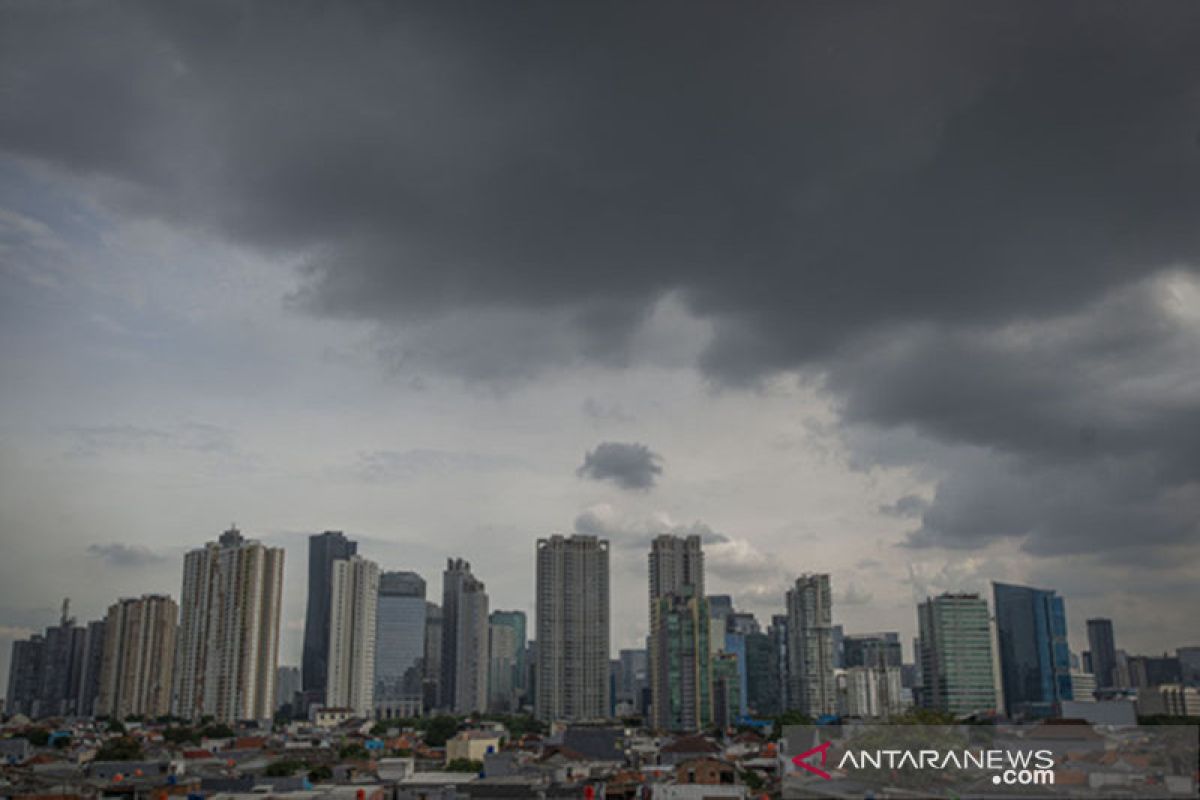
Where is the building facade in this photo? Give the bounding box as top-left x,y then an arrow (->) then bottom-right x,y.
651,592 -> 712,731
489,609 -> 527,713
5,636 -> 45,717
535,535 -> 610,722
423,601 -> 443,713
97,594 -> 178,719
173,527 -> 285,723
785,574 -> 836,718
843,633 -> 902,669
374,571 -> 426,719
916,593 -> 999,717
441,559 -> 489,714
1086,618 -> 1118,690
992,582 -> 1072,719
648,534 -> 709,732
302,531 -> 358,708
326,555 -> 380,716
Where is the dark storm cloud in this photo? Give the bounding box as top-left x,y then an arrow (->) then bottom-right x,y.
3,2 -> 1199,558
86,542 -> 167,568
577,442 -> 663,491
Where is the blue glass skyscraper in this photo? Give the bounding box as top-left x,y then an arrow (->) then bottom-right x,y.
993,582 -> 1073,719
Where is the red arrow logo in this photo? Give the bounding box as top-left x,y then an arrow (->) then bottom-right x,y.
791,740 -> 833,780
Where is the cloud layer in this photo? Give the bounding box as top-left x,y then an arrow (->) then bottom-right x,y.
577,442 -> 664,491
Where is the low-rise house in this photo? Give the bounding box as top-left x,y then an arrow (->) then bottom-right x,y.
658,735 -> 721,767
446,730 -> 502,764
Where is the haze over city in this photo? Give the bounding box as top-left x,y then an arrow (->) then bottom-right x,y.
3,0 -> 1200,696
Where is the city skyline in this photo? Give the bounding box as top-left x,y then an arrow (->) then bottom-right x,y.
7,522 -> 1198,726
1,519 -> 1196,694
4,3 -> 1200,697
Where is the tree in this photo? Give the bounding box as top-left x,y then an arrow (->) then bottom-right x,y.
106,719 -> 127,735
97,737 -> 144,762
199,722 -> 235,739
421,716 -> 460,747
893,708 -> 958,725
265,759 -> 304,777
338,743 -> 370,760
307,764 -> 333,782
443,758 -> 482,773
24,729 -> 50,747
164,727 -> 201,746
739,769 -> 764,791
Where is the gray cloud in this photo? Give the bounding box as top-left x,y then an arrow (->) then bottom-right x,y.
577,442 -> 663,491
64,423 -> 236,458
86,542 -> 167,568
352,448 -> 521,483
879,495 -> 929,519
3,2 -> 1199,573
572,505 -> 728,549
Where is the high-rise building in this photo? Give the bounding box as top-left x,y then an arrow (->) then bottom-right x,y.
4,599 -> 105,719
744,631 -> 781,716
648,534 -> 710,732
831,624 -> 845,669
843,633 -> 902,669
276,666 -> 302,713
302,531 -> 358,708
712,651 -> 741,730
992,582 -> 1072,719
785,574 -> 836,718
649,534 -> 705,602
651,592 -> 712,731
173,527 -> 285,723
375,571 -> 426,719
723,630 -> 749,719
1178,647 -> 1200,686
489,610 -> 527,713
615,648 -> 648,715
916,593 -> 998,717
708,595 -> 733,656
769,614 -> 790,711
441,558 -> 489,714
535,535 -> 610,722
1126,654 -> 1182,688
5,636 -> 45,717
844,665 -> 904,719
423,602 -> 443,713
326,555 -> 379,716
77,620 -> 107,718
1086,618 -> 1118,690
97,594 -> 178,720
38,600 -> 89,718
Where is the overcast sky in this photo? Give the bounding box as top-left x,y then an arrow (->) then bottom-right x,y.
2,1 -> 1199,688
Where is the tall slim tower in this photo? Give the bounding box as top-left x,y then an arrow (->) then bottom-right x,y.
374,571 -> 427,719
1086,618 -> 1118,689
648,534 -> 710,732
535,535 -> 610,722
326,555 -> 380,716
302,531 -> 358,706
173,527 -> 285,723
97,594 -> 179,719
423,602 -> 443,713
785,574 -> 836,718
441,559 -> 489,714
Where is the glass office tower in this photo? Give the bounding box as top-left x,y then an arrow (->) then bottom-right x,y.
993,582 -> 1072,719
